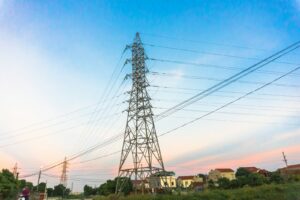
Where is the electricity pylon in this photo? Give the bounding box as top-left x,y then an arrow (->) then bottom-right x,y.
12,163 -> 19,179
116,33 -> 165,193
60,157 -> 68,187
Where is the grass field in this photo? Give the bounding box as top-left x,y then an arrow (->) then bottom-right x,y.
93,182 -> 300,200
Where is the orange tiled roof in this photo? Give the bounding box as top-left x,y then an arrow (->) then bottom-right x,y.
287,164 -> 300,169
177,176 -> 194,180
215,168 -> 234,173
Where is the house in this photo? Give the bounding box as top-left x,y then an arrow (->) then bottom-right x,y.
132,179 -> 150,191
279,164 -> 300,176
149,172 -> 177,189
208,168 -> 236,182
177,175 -> 203,188
192,182 -> 204,191
240,167 -> 270,177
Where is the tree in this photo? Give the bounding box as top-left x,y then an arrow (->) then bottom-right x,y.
18,179 -> 27,190
98,177 -> 132,196
208,180 -> 216,189
53,184 -> 70,197
236,168 -> 251,177
270,172 -> 284,184
247,173 -> 267,186
84,185 -> 97,196
115,177 -> 132,195
229,179 -> 240,189
33,182 -> 46,192
47,188 -> 54,197
217,177 -> 231,189
0,169 -> 18,199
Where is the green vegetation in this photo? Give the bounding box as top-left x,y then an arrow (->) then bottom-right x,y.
93,182 -> 300,200
212,168 -> 284,190
0,169 -> 34,199
50,184 -> 71,197
84,177 -> 133,197
0,169 -> 19,199
0,169 -> 71,199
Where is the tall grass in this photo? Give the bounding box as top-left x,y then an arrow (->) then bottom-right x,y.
93,182 -> 300,200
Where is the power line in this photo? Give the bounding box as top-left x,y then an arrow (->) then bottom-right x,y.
148,87 -> 300,99
0,108 -> 124,142
159,66 -> 300,137
155,41 -> 300,121
71,150 -> 120,164
73,47 -> 128,152
144,43 -> 300,66
153,107 -> 300,119
18,41 -> 300,182
77,78 -> 128,151
149,71 -> 300,88
152,98 -> 300,112
140,32 -> 271,51
0,112 -> 122,145
149,57 -> 300,77
0,93 -> 125,137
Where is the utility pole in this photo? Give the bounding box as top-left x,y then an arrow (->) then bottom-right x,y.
44,180 -> 48,200
60,157 -> 68,187
37,169 -> 42,192
116,33 -> 165,193
282,152 -> 288,167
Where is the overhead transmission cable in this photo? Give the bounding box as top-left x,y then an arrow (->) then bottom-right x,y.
0,103 -> 124,142
159,66 -> 300,136
40,67 -> 300,168
155,41 -> 300,121
0,91 -> 127,139
149,71 -> 300,88
74,47 -> 128,152
19,132 -> 123,178
19,41 -> 300,179
78,77 -> 128,151
148,58 -> 300,77
140,32 -> 270,51
144,43 -> 299,66
148,87 -> 300,99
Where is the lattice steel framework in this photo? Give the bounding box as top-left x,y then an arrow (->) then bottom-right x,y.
60,157 -> 68,187
116,33 -> 165,192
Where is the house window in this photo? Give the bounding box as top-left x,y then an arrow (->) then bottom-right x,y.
171,181 -> 174,186
164,182 -> 168,187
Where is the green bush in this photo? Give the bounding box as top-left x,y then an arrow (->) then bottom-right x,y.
93,182 -> 300,200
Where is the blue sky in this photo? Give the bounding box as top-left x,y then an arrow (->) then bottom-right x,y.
0,0 -> 300,191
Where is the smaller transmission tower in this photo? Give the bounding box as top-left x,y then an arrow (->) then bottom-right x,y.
12,163 -> 19,179
60,157 -> 68,187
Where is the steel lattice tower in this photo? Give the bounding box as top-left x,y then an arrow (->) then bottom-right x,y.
60,157 -> 68,187
116,33 -> 165,192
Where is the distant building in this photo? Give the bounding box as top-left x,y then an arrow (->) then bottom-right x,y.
149,172 -> 177,189
192,182 -> 204,191
240,167 -> 270,177
132,179 -> 150,191
279,164 -> 300,176
208,168 -> 235,182
177,175 -> 203,188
